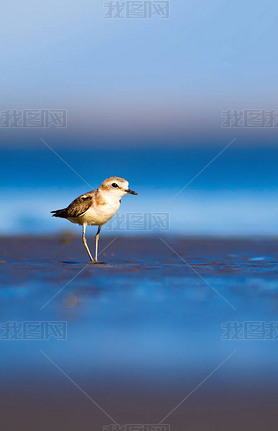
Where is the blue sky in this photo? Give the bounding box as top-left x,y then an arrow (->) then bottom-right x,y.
1,0 -> 278,145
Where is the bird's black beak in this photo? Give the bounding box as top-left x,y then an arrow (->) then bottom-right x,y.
126,189 -> 138,195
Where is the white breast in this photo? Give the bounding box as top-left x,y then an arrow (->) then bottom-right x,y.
78,199 -> 120,226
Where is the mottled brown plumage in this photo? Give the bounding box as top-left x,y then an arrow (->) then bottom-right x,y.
52,190 -> 97,219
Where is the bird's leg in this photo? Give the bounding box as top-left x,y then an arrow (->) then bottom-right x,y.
82,224 -> 94,262
95,225 -> 101,262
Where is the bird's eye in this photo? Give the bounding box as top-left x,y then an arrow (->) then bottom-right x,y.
112,183 -> 118,188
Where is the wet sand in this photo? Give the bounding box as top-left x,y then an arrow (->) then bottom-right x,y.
1,235 -> 278,431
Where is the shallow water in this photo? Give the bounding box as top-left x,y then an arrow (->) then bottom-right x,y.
1,236 -> 278,430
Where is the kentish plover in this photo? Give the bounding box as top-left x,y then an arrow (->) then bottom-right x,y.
51,177 -> 138,263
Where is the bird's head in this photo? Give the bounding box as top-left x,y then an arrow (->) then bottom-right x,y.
99,177 -> 138,198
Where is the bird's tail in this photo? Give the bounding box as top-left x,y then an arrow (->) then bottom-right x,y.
51,208 -> 68,218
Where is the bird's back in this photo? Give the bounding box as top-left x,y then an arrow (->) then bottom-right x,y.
51,190 -> 96,219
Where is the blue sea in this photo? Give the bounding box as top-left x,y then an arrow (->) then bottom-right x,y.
1,144 -> 277,236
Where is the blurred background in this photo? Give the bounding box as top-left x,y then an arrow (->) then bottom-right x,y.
1,2 -> 278,431
1,0 -> 278,237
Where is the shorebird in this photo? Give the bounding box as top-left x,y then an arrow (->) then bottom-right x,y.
51,177 -> 138,263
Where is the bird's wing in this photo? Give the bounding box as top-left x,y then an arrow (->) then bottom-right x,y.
65,190 -> 96,218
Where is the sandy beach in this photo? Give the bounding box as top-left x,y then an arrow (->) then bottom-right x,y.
1,235 -> 278,430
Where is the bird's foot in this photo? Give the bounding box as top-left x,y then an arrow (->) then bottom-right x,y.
90,260 -> 108,265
